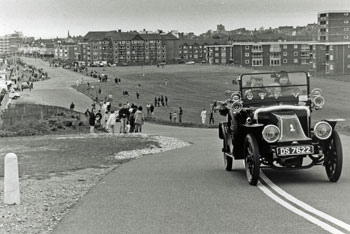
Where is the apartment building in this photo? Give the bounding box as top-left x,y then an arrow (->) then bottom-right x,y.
310,42 -> 350,74
0,36 -> 10,56
207,45 -> 232,64
318,11 -> 350,42
178,39 -> 227,62
312,10 -> 350,74
0,31 -> 23,56
206,42 -> 312,67
79,31 -> 179,65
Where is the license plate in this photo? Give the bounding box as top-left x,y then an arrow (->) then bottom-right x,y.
277,145 -> 314,156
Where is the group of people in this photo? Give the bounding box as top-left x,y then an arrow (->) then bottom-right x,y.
200,108 -> 215,125
169,107 -> 183,123
154,95 -> 168,107
86,102 -> 145,134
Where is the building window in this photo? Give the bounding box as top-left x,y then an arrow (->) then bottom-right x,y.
345,36 -> 349,39
294,52 -> 298,56
252,58 -> 263,66
283,52 -> 288,56
294,59 -> 298,63
283,59 -> 288,63
294,45 -> 298,49
245,59 -> 250,64
345,28 -> 349,31
345,20 -> 349,24
245,52 -> 250,57
330,64 -> 334,71
301,59 -> 308,64
347,64 -> 350,68
330,55 -> 333,61
245,46 -> 249,50
330,45 -> 333,51
283,45 -> 288,49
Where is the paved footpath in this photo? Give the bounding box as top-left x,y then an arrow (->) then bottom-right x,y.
13,57 -> 96,112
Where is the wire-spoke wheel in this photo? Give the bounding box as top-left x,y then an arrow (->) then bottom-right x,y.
324,131 -> 343,182
244,134 -> 260,186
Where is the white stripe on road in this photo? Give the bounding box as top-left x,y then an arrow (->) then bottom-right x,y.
257,182 -> 346,234
260,172 -> 350,232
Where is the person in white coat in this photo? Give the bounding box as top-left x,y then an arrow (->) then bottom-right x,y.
200,109 -> 207,124
106,110 -> 117,133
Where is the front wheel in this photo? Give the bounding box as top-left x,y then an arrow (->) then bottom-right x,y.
324,131 -> 343,182
244,134 -> 260,186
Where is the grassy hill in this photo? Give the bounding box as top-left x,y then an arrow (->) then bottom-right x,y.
75,64 -> 350,131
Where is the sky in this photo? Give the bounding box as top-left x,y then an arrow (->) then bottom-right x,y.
1,0 -> 350,38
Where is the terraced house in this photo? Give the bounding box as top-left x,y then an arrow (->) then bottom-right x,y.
78,30 -> 179,65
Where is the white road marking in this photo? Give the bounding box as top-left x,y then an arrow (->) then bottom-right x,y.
260,172 -> 350,232
257,182 -> 346,234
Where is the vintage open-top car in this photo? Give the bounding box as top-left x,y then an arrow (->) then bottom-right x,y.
218,71 -> 345,186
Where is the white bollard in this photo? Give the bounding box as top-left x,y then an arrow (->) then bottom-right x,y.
4,153 -> 20,205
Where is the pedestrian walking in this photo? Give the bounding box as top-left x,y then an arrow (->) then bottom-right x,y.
146,104 -> 151,116
118,104 -> 130,133
154,97 -> 157,107
165,96 -> 168,106
136,91 -> 140,99
89,108 -> 96,133
169,112 -> 172,122
150,104 -> 155,117
179,107 -> 183,123
173,111 -> 177,122
106,110 -> 118,133
70,102 -> 75,110
129,108 -> 137,133
161,96 -> 164,106
200,109 -> 207,124
134,106 -> 145,133
209,110 -> 214,124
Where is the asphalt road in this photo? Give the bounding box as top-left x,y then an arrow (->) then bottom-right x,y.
17,58 -> 350,234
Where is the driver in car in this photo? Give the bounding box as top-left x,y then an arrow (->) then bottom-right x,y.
268,72 -> 295,98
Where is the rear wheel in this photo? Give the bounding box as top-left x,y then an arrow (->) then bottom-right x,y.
244,134 -> 260,186
324,131 -> 343,182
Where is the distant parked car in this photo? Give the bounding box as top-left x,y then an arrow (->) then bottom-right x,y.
185,61 -> 195,65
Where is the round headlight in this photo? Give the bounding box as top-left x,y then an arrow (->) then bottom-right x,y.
311,88 -> 323,97
231,101 -> 243,113
312,96 -> 325,109
314,121 -> 332,140
262,125 -> 280,143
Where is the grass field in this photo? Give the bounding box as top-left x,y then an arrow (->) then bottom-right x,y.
0,134 -> 158,178
75,64 -> 350,132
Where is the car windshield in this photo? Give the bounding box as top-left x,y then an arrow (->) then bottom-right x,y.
240,71 -> 308,106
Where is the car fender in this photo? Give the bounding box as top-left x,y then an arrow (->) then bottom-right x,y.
323,119 -> 346,129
